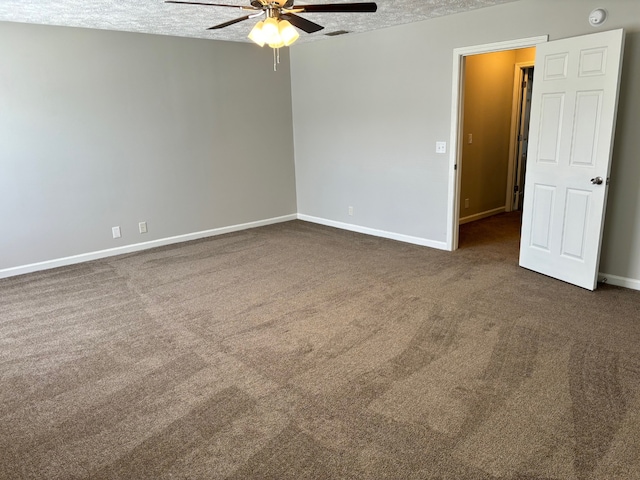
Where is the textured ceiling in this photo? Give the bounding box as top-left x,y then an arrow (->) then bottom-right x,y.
0,0 -> 521,45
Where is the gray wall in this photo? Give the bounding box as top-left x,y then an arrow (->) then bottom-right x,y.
0,22 -> 297,271
291,0 -> 640,283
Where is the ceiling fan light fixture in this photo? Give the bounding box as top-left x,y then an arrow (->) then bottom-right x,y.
248,20 -> 266,47
262,17 -> 280,44
278,20 -> 299,46
249,17 -> 297,50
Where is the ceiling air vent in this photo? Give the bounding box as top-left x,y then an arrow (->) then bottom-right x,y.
325,30 -> 350,37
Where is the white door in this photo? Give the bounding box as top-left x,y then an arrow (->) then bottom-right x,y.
519,29 -> 625,290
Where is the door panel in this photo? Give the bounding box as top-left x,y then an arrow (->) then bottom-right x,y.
519,29 -> 625,290
530,184 -> 555,251
579,48 -> 607,76
544,53 -> 569,80
571,91 -> 602,167
561,189 -> 590,259
538,94 -> 564,163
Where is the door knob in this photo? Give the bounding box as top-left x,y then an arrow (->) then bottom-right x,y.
591,176 -> 604,185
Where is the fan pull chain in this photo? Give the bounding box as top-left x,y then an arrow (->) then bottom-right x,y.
273,48 -> 281,72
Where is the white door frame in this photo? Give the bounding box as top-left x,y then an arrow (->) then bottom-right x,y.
446,35 -> 549,251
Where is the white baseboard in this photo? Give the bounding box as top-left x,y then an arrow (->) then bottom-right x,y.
5,214 -> 638,292
597,273 -> 640,291
297,214 -> 448,250
459,207 -> 506,225
0,214 -> 297,279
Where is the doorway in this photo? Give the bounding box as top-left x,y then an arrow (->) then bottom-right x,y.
457,48 -> 536,237
445,36 -> 549,251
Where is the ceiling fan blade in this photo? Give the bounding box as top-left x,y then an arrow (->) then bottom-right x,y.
280,13 -> 324,33
165,1 -> 256,9
293,2 -> 377,13
207,15 -> 252,29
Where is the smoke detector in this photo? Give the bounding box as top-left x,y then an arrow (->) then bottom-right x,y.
589,8 -> 608,27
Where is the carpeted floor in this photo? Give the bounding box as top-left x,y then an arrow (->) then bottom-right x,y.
1,214 -> 640,479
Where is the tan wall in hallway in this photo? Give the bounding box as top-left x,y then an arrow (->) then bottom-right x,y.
516,47 -> 536,64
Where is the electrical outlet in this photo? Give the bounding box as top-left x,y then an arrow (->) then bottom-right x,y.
112,226 -> 121,239
348,206 -> 354,216
465,198 -> 470,209
468,133 -> 473,144
436,141 -> 447,154
139,221 -> 147,234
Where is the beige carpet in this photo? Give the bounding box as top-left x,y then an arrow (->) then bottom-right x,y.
2,214 -> 640,479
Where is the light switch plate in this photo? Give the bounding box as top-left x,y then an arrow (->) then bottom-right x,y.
436,141 -> 447,154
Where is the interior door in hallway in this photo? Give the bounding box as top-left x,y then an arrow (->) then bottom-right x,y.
513,66 -> 534,211
519,29 -> 625,290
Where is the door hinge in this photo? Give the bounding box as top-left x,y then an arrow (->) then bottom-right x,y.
514,185 -> 519,192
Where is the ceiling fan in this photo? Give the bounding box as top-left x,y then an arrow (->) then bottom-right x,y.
165,0 -> 378,48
